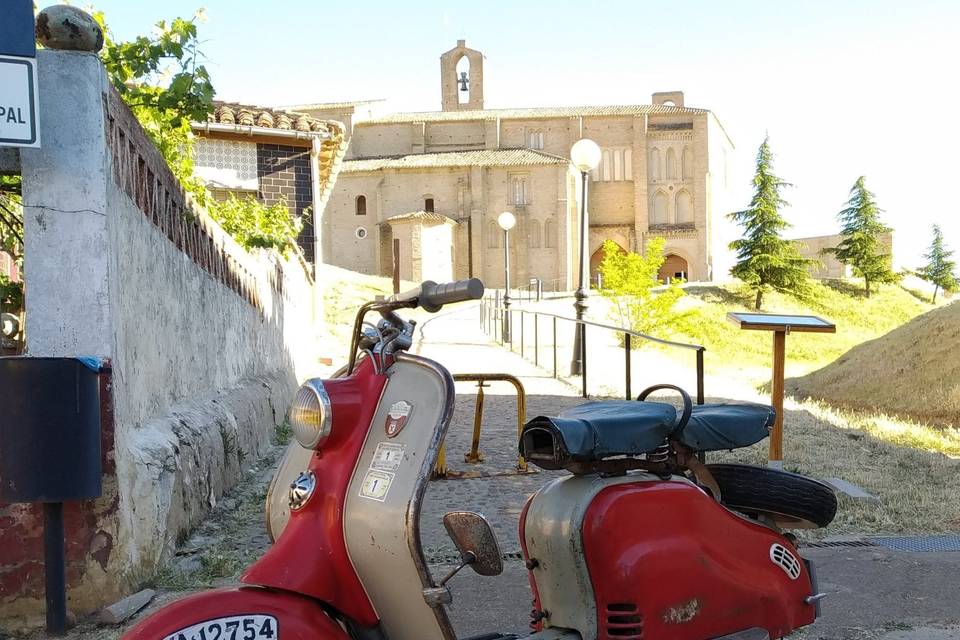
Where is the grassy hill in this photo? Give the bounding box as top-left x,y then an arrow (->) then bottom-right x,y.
665,280 -> 934,379
788,301 -> 959,426
319,264 -> 410,337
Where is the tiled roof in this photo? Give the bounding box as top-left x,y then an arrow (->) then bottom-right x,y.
206,101 -> 336,134
361,104 -> 708,124
385,211 -> 457,225
194,102 -> 349,222
282,99 -> 386,111
342,149 -> 570,172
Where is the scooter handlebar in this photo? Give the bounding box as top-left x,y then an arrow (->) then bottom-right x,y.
391,278 -> 485,312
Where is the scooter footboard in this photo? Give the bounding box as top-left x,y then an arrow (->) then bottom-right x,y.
122,586 -> 352,640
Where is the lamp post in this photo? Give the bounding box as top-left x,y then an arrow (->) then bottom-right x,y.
569,138 -> 602,377
498,211 -> 516,343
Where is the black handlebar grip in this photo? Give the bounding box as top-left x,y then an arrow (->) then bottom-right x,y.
419,278 -> 485,312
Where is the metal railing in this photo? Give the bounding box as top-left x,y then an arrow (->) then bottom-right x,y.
480,296 -> 705,402
518,278 -> 543,302
433,373 -> 529,479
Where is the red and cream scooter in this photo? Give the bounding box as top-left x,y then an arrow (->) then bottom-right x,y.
124,278 -> 836,640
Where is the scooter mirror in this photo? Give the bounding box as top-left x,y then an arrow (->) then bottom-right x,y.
442,511 -> 503,577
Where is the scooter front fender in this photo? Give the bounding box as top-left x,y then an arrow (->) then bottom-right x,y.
122,586 -> 351,640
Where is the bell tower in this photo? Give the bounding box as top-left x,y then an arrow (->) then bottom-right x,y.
441,40 -> 484,111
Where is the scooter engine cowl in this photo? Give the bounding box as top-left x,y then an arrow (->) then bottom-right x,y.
520,473 -> 818,640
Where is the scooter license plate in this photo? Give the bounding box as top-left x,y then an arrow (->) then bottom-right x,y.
164,614 -> 278,640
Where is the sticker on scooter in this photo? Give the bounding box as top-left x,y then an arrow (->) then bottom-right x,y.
164,614 -> 278,640
359,469 -> 395,502
371,442 -> 406,472
385,400 -> 413,437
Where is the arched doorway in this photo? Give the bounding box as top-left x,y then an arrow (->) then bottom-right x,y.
590,242 -> 627,288
659,254 -> 688,283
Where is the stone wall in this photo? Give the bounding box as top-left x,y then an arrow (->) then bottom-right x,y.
1,49 -> 320,631
794,232 -> 894,279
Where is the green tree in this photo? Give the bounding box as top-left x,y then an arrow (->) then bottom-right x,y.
917,225 -> 958,303
211,194 -> 304,255
0,176 -> 23,315
598,237 -> 685,339
92,10 -> 214,200
822,176 -> 898,297
728,136 -> 813,310
93,10 -> 301,253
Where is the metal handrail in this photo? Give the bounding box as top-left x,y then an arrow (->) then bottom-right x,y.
480,296 -> 705,402
503,307 -> 704,352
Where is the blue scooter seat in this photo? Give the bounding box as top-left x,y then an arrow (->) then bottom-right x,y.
520,400 -> 774,470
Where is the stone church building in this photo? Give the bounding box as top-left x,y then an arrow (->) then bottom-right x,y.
292,41 -> 734,288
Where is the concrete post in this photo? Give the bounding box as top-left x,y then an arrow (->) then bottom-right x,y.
20,50 -> 112,358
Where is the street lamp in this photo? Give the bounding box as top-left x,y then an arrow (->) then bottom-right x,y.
569,138 -> 601,377
498,211 -> 516,343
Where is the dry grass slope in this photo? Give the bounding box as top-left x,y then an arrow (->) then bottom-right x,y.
788,302 -> 960,426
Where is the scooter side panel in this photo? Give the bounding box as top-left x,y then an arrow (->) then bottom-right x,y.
344,355 -> 454,640
342,355 -> 457,640
521,473 -> 659,640
581,481 -> 817,640
123,586 -> 349,640
241,358 -> 387,627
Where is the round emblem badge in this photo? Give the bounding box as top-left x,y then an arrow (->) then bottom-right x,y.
385,401 -> 413,437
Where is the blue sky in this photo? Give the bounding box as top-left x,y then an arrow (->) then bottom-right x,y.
51,0 -> 960,268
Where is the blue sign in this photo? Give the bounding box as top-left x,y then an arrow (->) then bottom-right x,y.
0,0 -> 36,58
0,0 -> 40,148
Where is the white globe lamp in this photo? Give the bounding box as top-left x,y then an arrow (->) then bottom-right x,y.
570,138 -> 602,173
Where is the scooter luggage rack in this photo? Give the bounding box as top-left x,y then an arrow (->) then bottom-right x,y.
432,373 -> 534,479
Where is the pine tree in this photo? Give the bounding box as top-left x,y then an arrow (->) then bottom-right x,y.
728,136 -> 813,310
823,176 -> 898,297
917,225 -> 958,303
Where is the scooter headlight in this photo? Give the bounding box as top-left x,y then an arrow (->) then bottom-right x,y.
290,379 -> 332,449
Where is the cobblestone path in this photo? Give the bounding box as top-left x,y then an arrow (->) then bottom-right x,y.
414,303 -> 584,559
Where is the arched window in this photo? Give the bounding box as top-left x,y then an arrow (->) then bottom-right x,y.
601,149 -> 612,181
487,221 -> 500,249
528,219 -> 541,248
681,147 -> 693,180
355,195 -> 366,216
666,148 -> 677,180
676,189 -> 693,224
650,149 -> 662,181
543,218 -> 556,249
653,191 -> 670,224
424,197 -> 435,212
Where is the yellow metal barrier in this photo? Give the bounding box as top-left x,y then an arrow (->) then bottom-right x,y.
433,373 -> 529,479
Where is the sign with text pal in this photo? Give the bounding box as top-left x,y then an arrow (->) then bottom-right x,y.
0,55 -> 40,148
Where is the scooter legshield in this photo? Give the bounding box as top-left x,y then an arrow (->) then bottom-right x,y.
122,586 -> 350,640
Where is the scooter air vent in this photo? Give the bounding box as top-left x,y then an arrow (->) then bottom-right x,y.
769,543 -> 801,580
605,603 -> 643,639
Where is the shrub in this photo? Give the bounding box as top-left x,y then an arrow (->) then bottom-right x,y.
598,237 -> 684,341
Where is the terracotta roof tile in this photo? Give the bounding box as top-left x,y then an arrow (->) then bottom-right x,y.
342,149 -> 570,172
208,101 -> 338,134
385,211 -> 458,225
361,104 -> 707,124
